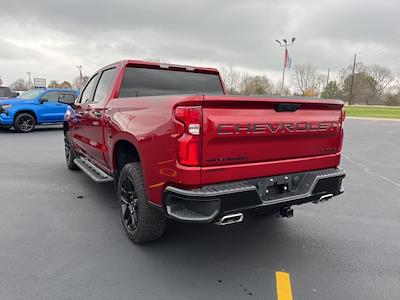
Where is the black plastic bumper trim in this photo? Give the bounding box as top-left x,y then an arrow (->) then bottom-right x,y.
163,168 -> 345,222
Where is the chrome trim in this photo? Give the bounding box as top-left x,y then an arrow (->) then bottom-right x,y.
165,185 -> 256,198
215,213 -> 244,226
319,193 -> 334,201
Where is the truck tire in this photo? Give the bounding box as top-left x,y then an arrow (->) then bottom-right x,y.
14,113 -> 36,133
117,162 -> 166,243
64,132 -> 79,170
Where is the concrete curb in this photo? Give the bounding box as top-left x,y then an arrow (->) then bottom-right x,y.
346,116 -> 400,122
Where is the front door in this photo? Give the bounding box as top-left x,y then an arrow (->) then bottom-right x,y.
38,91 -> 66,122
70,73 -> 100,155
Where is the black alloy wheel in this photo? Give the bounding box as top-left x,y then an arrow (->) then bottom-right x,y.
64,132 -> 79,170
117,162 -> 166,243
14,113 -> 36,133
120,177 -> 139,232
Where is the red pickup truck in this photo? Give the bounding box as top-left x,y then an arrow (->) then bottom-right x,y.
62,60 -> 345,243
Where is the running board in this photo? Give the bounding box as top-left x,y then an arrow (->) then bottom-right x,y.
74,157 -> 113,183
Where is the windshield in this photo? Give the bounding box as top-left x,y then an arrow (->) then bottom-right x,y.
119,67 -> 224,97
17,89 -> 44,100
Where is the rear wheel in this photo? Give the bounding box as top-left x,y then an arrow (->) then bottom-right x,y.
14,113 -> 36,133
64,132 -> 79,170
118,162 -> 166,243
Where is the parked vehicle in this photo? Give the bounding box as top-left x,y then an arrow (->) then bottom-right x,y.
0,86 -> 19,99
0,88 -> 79,132
62,60 -> 346,243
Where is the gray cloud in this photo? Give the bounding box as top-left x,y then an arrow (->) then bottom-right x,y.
0,0 -> 399,85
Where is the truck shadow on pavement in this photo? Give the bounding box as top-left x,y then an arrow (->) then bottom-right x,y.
83,174 -> 304,271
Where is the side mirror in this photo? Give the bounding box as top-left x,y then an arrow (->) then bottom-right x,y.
11,92 -> 19,98
58,94 -> 76,106
40,98 -> 48,104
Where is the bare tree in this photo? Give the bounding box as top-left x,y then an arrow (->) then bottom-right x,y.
339,63 -> 393,104
240,74 -> 274,95
338,62 -> 367,83
219,65 -> 242,94
367,65 -> 393,97
273,80 -> 291,96
389,68 -> 400,95
292,63 -> 324,96
72,76 -> 89,90
9,78 -> 29,91
48,80 -> 59,88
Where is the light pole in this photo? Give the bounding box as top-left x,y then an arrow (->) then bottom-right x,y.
26,72 -> 32,88
76,66 -> 83,88
276,37 -> 296,95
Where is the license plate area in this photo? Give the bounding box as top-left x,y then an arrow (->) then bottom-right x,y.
256,173 -> 305,201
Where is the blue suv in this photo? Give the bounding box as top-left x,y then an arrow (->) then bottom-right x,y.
0,88 -> 79,132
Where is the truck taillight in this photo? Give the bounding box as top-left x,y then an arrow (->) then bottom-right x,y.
174,106 -> 202,166
341,108 -> 346,123
339,108 -> 345,152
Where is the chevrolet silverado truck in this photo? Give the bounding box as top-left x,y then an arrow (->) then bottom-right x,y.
62,60 -> 345,243
0,88 -> 79,132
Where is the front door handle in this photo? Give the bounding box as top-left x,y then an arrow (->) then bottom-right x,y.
93,111 -> 102,118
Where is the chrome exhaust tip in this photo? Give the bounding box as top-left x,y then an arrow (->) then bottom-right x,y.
313,193 -> 334,204
215,213 -> 244,226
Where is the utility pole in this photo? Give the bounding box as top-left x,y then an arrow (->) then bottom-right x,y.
349,53 -> 357,105
276,37 -> 296,95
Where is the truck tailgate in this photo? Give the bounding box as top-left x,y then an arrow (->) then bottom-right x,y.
201,96 -> 344,184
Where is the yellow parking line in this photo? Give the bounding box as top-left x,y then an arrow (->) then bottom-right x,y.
276,271 -> 293,300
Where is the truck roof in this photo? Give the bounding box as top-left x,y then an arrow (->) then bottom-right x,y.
103,60 -> 220,75
29,88 -> 79,93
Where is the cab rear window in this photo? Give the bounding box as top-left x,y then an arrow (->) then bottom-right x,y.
119,67 -> 224,98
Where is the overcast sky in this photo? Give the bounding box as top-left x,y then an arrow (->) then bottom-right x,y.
1,0 -> 399,85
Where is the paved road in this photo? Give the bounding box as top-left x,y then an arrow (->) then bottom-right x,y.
0,120 -> 399,300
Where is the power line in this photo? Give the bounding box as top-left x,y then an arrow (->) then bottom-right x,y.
358,46 -> 386,57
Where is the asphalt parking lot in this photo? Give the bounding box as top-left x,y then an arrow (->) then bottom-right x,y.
0,119 -> 399,300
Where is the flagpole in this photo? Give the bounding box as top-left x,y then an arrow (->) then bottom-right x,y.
276,38 -> 296,96
281,46 -> 287,96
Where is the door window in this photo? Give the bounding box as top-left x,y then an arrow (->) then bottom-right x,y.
92,68 -> 116,103
59,93 -> 76,103
42,91 -> 59,102
79,74 -> 99,103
